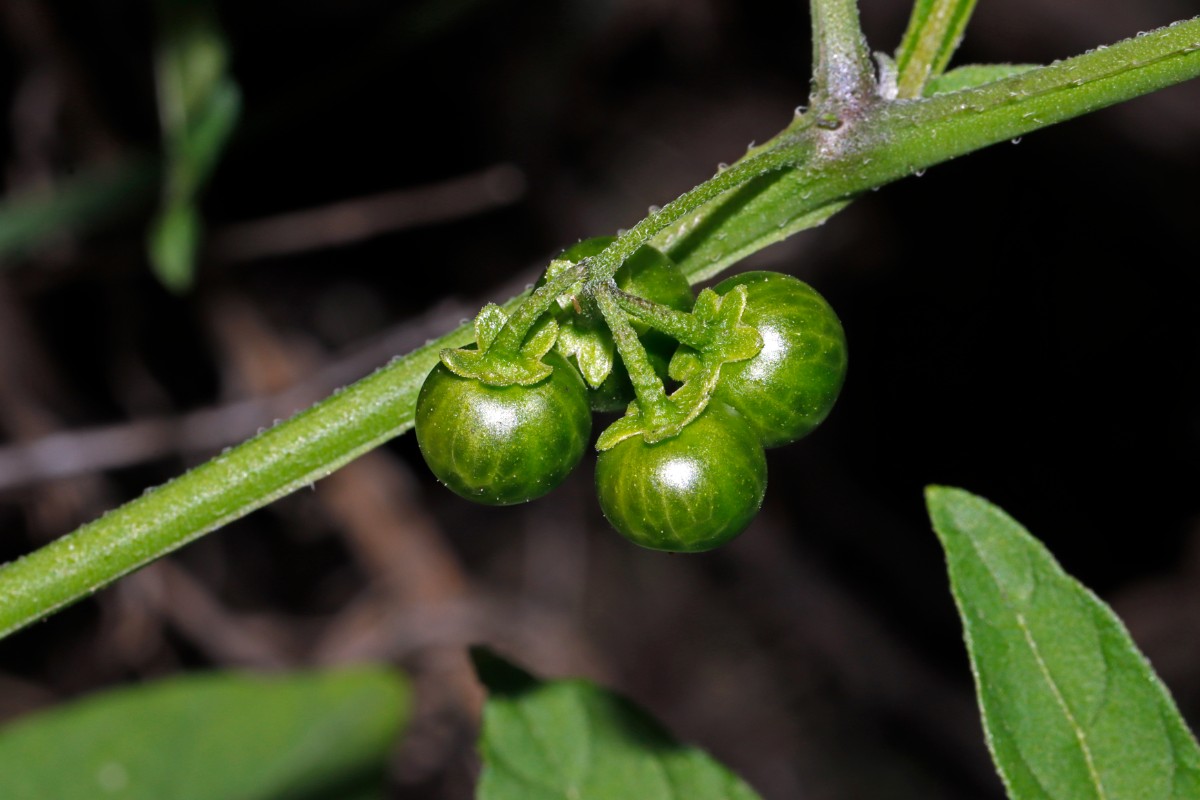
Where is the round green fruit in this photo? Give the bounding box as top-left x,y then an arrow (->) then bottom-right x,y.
710,271 -> 847,447
415,351 -> 591,505
595,402 -> 767,552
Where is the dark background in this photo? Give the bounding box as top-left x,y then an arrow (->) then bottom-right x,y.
0,1 -> 1197,797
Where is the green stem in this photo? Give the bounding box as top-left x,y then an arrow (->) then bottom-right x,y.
492,262 -> 586,351
611,289 -> 710,350
586,146 -> 802,284
809,0 -> 876,105
592,282 -> 670,424
1,17 -> 1198,641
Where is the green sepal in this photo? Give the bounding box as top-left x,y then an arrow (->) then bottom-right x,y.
595,378 -> 715,450
473,303 -> 508,350
439,306 -> 561,387
555,323 -> 615,389
597,285 -> 762,451
669,286 -> 761,383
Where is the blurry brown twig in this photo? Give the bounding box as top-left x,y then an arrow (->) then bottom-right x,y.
208,164 -> 525,264
0,295 -> 472,489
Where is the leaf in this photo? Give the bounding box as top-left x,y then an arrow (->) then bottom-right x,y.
894,0 -> 980,99
149,0 -> 241,292
0,667 -> 409,800
926,486 -> 1200,800
652,180 -> 847,284
472,649 -> 762,800
0,157 -> 159,264
148,201 -> 201,294
925,64 -> 1039,96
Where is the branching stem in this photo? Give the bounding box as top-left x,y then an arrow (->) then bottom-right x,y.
592,282 -> 671,424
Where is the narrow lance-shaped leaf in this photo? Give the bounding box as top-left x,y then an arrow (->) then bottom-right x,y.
473,648 -> 762,800
895,0 -> 980,98
926,486 -> 1200,800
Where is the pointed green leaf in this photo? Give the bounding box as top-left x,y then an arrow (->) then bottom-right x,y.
925,64 -> 1039,96
473,649 -> 762,800
0,667 -> 409,800
895,0 -> 980,99
148,202 -> 201,293
926,486 -> 1200,800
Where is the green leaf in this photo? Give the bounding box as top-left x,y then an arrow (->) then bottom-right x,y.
894,0 -> 979,99
472,649 -> 762,800
926,486 -> 1200,800
925,64 -> 1039,96
148,201 -> 201,294
0,157 -> 159,264
0,667 -> 409,800
149,0 -> 241,292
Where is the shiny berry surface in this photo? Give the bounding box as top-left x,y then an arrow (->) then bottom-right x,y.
595,402 -> 766,552
415,351 -> 591,505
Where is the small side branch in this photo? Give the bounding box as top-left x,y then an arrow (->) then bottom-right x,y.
810,0 -> 876,106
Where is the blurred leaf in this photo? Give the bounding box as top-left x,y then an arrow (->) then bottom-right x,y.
895,0 -> 979,98
472,648 -> 762,800
149,0 -> 241,291
0,667 -> 408,800
926,486 -> 1200,800
0,157 -> 158,264
148,201 -> 201,293
925,64 -> 1039,96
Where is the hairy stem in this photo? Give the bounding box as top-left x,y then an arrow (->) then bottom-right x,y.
612,290 -> 710,350
492,262 -> 586,351
810,0 -> 876,105
592,283 -> 670,424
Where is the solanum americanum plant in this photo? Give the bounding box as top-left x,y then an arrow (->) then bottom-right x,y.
414,238 -> 847,552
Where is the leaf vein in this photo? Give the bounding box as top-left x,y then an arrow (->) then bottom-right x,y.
1016,611 -> 1107,800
